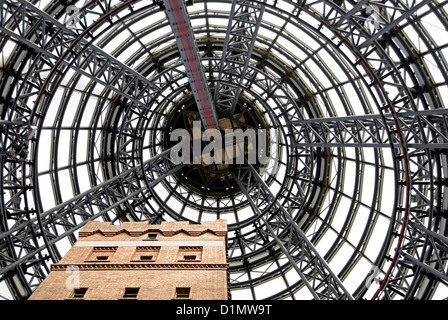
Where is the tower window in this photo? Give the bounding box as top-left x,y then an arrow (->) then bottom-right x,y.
131,246 -> 160,262
86,247 -> 117,262
72,288 -> 87,299
123,287 -> 139,299
140,255 -> 153,261
96,255 -> 109,261
177,246 -> 202,262
146,233 -> 158,240
175,287 -> 191,299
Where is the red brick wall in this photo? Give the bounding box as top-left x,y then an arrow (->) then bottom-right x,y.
29,267 -> 229,300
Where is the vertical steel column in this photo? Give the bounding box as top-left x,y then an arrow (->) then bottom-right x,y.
214,0 -> 265,117
163,0 -> 220,135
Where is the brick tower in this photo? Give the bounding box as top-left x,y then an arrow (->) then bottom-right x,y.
28,220 -> 230,300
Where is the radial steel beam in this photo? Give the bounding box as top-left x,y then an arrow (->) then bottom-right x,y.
0,0 -> 163,114
232,164 -> 353,300
292,109 -> 448,149
163,0 -> 220,134
402,253 -> 448,283
214,0 -> 266,117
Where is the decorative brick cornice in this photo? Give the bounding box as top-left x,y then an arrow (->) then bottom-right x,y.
78,221 -> 227,238
79,229 -> 227,238
178,246 -> 203,250
52,263 -> 229,271
135,246 -> 161,251
92,246 -> 118,251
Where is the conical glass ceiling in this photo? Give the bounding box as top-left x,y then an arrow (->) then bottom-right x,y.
1,0 -> 447,300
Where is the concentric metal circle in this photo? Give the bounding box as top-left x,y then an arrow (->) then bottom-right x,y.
1,0 -> 447,300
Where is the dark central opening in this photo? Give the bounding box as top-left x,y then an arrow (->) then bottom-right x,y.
164,95 -> 268,196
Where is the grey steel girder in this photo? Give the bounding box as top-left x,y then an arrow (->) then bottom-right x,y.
213,0 -> 266,117
232,163 -> 354,300
295,0 -> 448,300
292,109 -> 448,149
0,0 -> 166,298
163,0 -> 220,133
0,0 -> 163,114
358,0 -> 435,49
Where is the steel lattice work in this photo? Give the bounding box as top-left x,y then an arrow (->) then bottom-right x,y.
0,0 -> 447,300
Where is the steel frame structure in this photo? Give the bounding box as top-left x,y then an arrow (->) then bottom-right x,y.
0,0 -> 447,300
163,0 -> 220,133
213,0 -> 266,117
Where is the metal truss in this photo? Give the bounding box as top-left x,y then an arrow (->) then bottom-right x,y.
296,0 -> 448,300
1,0 -> 447,301
0,0 -> 163,114
163,0 -> 220,132
292,108 -> 448,298
292,109 -> 448,149
0,0 -> 165,298
232,163 -> 353,300
213,0 -> 265,117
